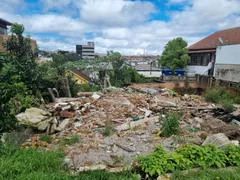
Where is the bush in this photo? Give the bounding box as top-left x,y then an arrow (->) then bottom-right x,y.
161,113 -> 180,137
204,88 -> 223,103
221,99 -> 236,113
204,88 -> 239,112
137,144 -> 240,178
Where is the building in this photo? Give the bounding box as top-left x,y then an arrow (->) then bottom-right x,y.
134,64 -> 161,77
66,70 -> 91,84
187,27 -> 240,76
214,44 -> 240,83
0,18 -> 12,35
76,42 -> 95,60
0,18 -> 12,52
0,17 -> 37,52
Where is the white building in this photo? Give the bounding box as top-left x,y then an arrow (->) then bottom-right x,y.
214,44 -> 240,83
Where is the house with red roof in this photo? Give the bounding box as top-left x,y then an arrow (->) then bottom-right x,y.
66,70 -> 91,84
187,27 -> 240,78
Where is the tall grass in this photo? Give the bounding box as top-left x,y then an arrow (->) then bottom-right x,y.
0,143 -> 138,180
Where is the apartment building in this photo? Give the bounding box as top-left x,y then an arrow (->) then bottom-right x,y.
76,42 -> 95,60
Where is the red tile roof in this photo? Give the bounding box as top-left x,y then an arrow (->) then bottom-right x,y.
188,27 -> 240,50
70,70 -> 91,82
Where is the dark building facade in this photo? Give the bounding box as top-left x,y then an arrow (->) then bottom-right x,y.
76,42 -> 95,60
0,18 -> 12,35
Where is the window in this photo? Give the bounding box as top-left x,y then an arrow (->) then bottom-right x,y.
200,56 -> 204,65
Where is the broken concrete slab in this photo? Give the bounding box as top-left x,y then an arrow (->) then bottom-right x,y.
16,108 -> 51,125
202,133 -> 232,148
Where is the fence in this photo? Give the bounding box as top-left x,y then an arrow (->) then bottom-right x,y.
196,75 -> 239,89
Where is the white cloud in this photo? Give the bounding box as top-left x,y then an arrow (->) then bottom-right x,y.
0,0 -> 26,12
0,11 -> 90,37
78,0 -> 156,26
0,0 -> 239,55
170,0 -> 240,33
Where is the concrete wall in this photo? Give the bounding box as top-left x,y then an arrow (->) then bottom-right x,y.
215,44 -> 240,64
214,44 -> 240,82
214,64 -> 240,82
137,71 -> 162,77
187,65 -> 209,76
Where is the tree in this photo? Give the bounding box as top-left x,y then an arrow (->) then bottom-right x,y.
2,23 -> 39,94
160,37 -> 190,71
0,23 -> 38,132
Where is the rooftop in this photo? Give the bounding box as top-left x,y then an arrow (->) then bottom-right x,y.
70,70 -> 91,82
0,18 -> 12,26
188,27 -> 240,50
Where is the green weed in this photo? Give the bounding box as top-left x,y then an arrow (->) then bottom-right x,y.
101,121 -> 116,137
137,144 -> 240,178
39,134 -> 52,143
161,112 -> 180,137
60,135 -> 80,146
221,99 -> 236,113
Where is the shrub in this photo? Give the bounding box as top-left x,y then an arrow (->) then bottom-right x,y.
137,144 -> 239,178
221,99 -> 236,113
161,112 -> 180,137
204,88 -> 222,103
204,88 -> 239,111
223,145 -> 240,166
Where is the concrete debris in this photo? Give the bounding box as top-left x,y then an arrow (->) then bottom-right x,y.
17,87 -> 240,172
230,119 -> 240,126
92,92 -> 101,100
202,133 -> 232,148
231,140 -> 239,146
77,164 -> 107,172
57,118 -> 71,131
103,86 -> 124,93
139,88 -> 159,95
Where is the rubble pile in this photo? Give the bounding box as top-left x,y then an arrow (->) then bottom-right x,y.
15,87 -> 240,172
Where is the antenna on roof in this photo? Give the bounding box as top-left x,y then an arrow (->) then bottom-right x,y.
219,37 -> 224,45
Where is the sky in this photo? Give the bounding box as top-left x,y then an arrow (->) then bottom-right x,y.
0,0 -> 240,55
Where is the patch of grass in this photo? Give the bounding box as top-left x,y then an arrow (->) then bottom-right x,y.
39,134 -> 52,143
171,167 -> 240,180
0,143 -> 138,180
101,121 -> 116,137
60,135 -> 80,146
161,112 -> 180,137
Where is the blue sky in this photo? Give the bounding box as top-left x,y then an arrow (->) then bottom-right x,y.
0,0 -> 239,55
